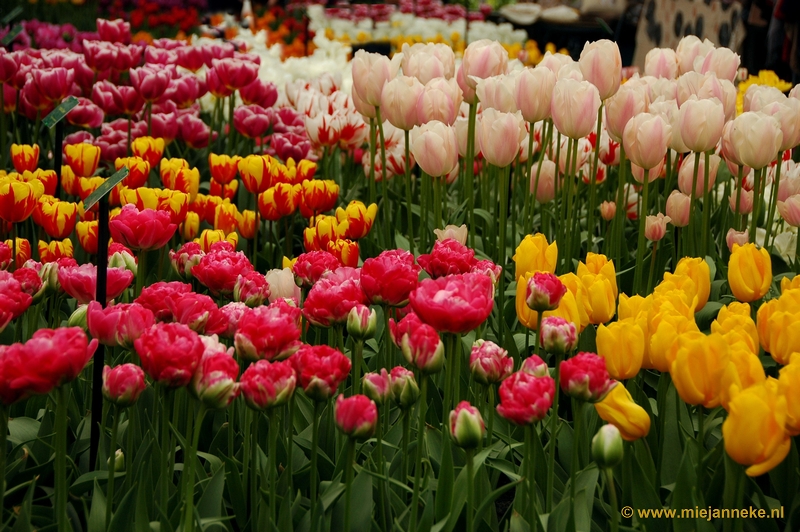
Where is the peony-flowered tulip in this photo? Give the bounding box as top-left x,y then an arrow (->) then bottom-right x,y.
302,267 -> 365,327
450,401 -> 485,448
469,339 -> 513,385
293,344 -> 351,401
19,327 -> 98,391
496,370 -> 555,425
233,271 -> 270,307
192,249 -> 254,297
336,394 -> 378,439
362,369 -> 391,405
410,272 -> 494,334
347,304 -> 377,340
361,249 -> 420,306
240,359 -> 296,410
728,243 -> 772,303
526,272 -> 567,312
594,384 -> 651,441
191,342 -> 240,409
87,301 -> 155,348
58,264 -> 133,305
134,322 -> 204,388
102,363 -> 146,407
390,312 -> 445,373
390,366 -> 420,409
541,316 -> 578,354
109,205 -> 177,251
560,352 -> 616,403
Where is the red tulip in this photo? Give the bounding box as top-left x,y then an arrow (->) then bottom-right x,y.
389,312 -> 444,373
166,292 -> 228,336
83,40 -> 118,72
469,339 -> 513,385
134,281 -> 193,321
0,271 -> 33,320
109,205 -> 177,252
521,354 -> 548,377
292,344 -> 351,401
177,114 -> 212,149
201,42 -> 235,68
219,301 -> 249,339
559,352 -> 617,403
0,344 -> 29,405
205,67 -> 234,99
526,272 -> 567,312
113,85 -> 145,116
409,272 -> 494,334
112,44 -> 143,71
233,271 -> 270,307
292,250 -> 341,288
191,346 -> 240,409
134,322 -> 205,388
13,268 -> 43,299
87,301 -> 155,348
169,242 -> 205,280
234,299 -> 302,362
130,66 -> 170,102
233,105 -> 272,139
17,328 -> 95,392
149,112 -> 178,142
67,97 -> 104,129
240,79 -> 278,108
58,264 -> 134,305
335,394 -> 378,439
450,401 -> 485,448
360,249 -> 420,306
32,67 -> 74,103
302,267 -> 366,327
164,75 -> 200,109
240,359 -> 297,410
417,239 -> 476,278
496,371 -> 555,425
102,364 -> 145,407
97,18 -> 131,43
176,46 -> 205,73
211,58 -> 259,91
192,249 -> 254,297
0,241 -> 11,270
272,132 -> 312,163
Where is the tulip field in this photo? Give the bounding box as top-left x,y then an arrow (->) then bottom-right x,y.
3,11 -> 800,532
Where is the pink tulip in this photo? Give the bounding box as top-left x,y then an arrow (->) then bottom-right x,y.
192,249 -> 255,297
778,168 -> 800,202
675,35 -> 715,75
644,213 -> 671,241
97,18 -> 131,44
675,71 -> 705,106
560,352 -> 616,403
496,371 -> 555,426
109,205 -> 177,251
469,339 -> 513,385
746,85 -> 785,113
526,272 -> 567,312
515,66 -> 556,123
351,85 -> 376,119
630,160 -> 664,184
475,73 -> 518,113
113,44 -> 143,71
450,401 -> 485,448
729,187 -> 754,215
759,98 -> 800,152
130,66 -> 170,102
477,108 -> 526,168
777,194 -> 800,227
233,105 -> 271,139
177,114 -> 212,149
380,76 -> 423,131
31,67 -> 74,103
87,301 -> 155,348
211,58 -> 259,91
644,48 -> 678,79
191,345 -> 240,409
551,79 -> 601,140
417,77 -> 462,125
521,355 -> 548,377
58,264 -> 134,305
678,96 -> 725,153
455,115 -> 480,158
114,85 -> 145,115
362,369 -> 391,405
647,98 -> 688,153
102,364 -> 145,407
389,312 -> 444,373
677,153 -> 721,198
531,162 -> 556,204
401,42 -> 455,84
410,121 -> 458,177
351,50 -> 403,107
599,201 -> 616,221
579,39 -> 622,100
461,39 -> 508,90
623,113 -> 671,170
166,292 -> 227,336
539,51 -> 574,74
456,64 -> 477,105
726,228 -> 750,252
67,98 -> 104,129
730,112 -> 783,169
239,78 -> 278,108
699,47 -> 740,83
409,272 -> 494,334
666,191 -> 691,227
240,359 -> 296,410
604,82 -> 649,143
335,394 -> 378,439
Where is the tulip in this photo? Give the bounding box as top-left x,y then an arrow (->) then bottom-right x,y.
778,194 -> 800,226
360,249 -> 420,306
233,271 -> 270,307
623,113 -> 671,170
169,242 -> 204,281
496,370 -> 555,425
513,233 -> 558,280
293,344 -> 351,402
131,136 -> 165,168
677,153 -> 720,198
390,366 -> 420,409
578,39 -> 622,100
591,425 -> 624,474
362,369 -> 391,405
730,112 -> 783,170
336,394 -> 378,439
102,363 -> 146,409
351,50 -> 403,107
728,243 -> 772,303
778,363 -> 800,435
240,359 -> 296,410
208,154 -> 241,186
416,77 -> 462,125
130,66 -> 170,102
677,97 -> 725,154
133,322 -> 204,388
409,121 -> 459,178
594,384 -> 651,441
10,144 -> 39,173
764,310 -> 800,365
401,42 -> 455,84
165,293 -> 227,336
530,159 -> 556,203
326,239 -> 359,268
560,352 -> 616,403
469,340 -> 513,385
644,48 -> 678,79
644,213 -> 671,242
672,257 -> 710,311
36,198 -> 78,239
87,301 -> 155,348
58,264 -> 133,305
109,204 -> 177,251
335,200 -> 378,240
64,143 -> 101,178
461,39 -> 508,90
718,342 -> 765,410
551,79 -> 602,140
410,272 -> 494,334
578,272 -> 616,324
302,267 -> 366,327
389,312 -> 445,373
258,183 -> 301,222
292,250 -> 341,287
380,76 -> 423,131
417,239 -> 475,278
299,179 -> 339,218
449,401 -> 485,449
596,319 -> 644,380
726,229 -> 750,252
604,82 -> 649,143
667,331 -> 729,408
347,304 -> 377,340
723,378 -> 790,476
515,66 -> 556,123
664,190 -> 690,227
192,249 -> 254,297
526,272 -> 567,312
477,109 -> 526,168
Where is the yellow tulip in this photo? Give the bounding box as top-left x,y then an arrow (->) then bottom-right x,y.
596,319 -> 644,380
654,273 -> 699,311
668,332 -> 729,408
711,304 -> 759,355
283,256 -> 298,270
577,252 -> 617,298
558,272 -> 590,330
513,233 -> 557,280
722,378 -> 790,477
765,310 -> 800,365
673,257 -> 711,310
618,293 -> 650,321
728,243 -> 772,302
195,229 -> 238,252
181,212 -> 200,241
646,310 -> 698,372
516,272 -> 580,332
778,362 -> 800,436
719,341 -> 766,410
595,384 -> 651,441
579,272 -> 616,324
238,210 -> 256,240
780,276 -> 800,294
214,200 -> 240,236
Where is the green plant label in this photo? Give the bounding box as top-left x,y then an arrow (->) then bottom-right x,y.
83,168 -> 129,211
43,96 -> 80,129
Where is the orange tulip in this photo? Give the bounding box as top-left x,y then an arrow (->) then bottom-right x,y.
209,154 -> 241,185
38,238 -> 74,263
115,157 -> 151,189
10,143 -> 40,173
209,178 -> 239,200
327,238 -> 359,267
35,197 -> 79,239
298,179 -> 339,218
258,183 -> 301,221
64,143 -> 101,178
131,136 -> 165,168
77,220 -> 99,254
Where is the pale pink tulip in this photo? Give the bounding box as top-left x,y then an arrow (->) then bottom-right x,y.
746,85 -> 785,112
538,51 -> 574,74
778,167 -> 800,202
623,113 -> 671,170
666,190 -> 691,227
644,77 -> 678,102
699,47 -> 741,83
455,116 -> 480,158
456,64 -> 477,105
726,228 -> 749,251
631,160 -> 664,184
759,98 -> 800,152
475,73 -> 517,113
417,77 -> 462,125
676,71 -> 705,106
675,36 -> 715,75
530,159 -> 556,203
401,43 -> 455,84
678,96 -> 724,153
599,201 -> 616,221
557,63 -> 584,81
579,39 -> 622,100
351,50 -> 403,107
730,112 -> 783,169
381,76 -> 424,131
409,121 -> 459,177
553,136 -> 591,174
515,66 -> 556,123
351,84 -> 376,119
461,39 -> 508,90
777,195 -> 800,226
477,109 -> 526,168
648,98 -> 688,153
604,82 -> 649,143
644,48 -> 678,79
551,79 -> 601,140
678,153 -> 721,198
790,85 -> 800,101
433,224 -> 468,244
644,213 -> 671,241
729,186 -> 754,215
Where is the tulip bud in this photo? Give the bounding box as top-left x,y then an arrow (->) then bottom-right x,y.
540,316 -> 578,354
526,272 -> 567,312
362,369 -> 391,405
666,191 -> 691,227
521,354 -> 549,377
102,363 -> 146,407
591,424 -> 624,469
107,449 -> 125,473
390,366 -> 419,409
644,213 -> 671,241
233,271 -> 270,307
726,228 -> 750,252
599,201 -> 616,221
347,304 -> 377,340
335,394 -> 378,439
470,339 -> 513,385
449,401 -> 485,449
109,247 -> 138,276
68,304 -> 89,330
192,350 -> 241,409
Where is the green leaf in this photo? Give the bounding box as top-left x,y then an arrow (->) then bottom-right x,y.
695,301 -> 723,331
135,470 -> 152,532
546,497 -> 571,532
11,479 -> 36,532
630,447 -> 667,532
350,470 -> 374,532
108,484 -> 138,532
435,438 -> 454,522
197,464 -> 226,520
7,417 -> 40,446
87,480 -> 108,532
573,466 -> 599,532
71,470 -> 126,494
223,455 -> 248,530
475,478 -> 524,526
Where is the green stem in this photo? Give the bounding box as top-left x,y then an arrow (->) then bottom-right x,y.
375,107 -> 390,248
689,152 -> 701,255
409,375 -> 428,532
354,339 -> 363,396
135,251 -> 148,298
731,459 -> 745,532
0,406 -> 6,521
182,405 -> 207,532
633,177 -> 650,295
605,469 -> 619,532
487,385 -> 495,448
734,166 -> 744,231
570,401 -> 583,531
253,199 -> 260,271
750,168 -> 764,242
401,410 -> 410,486
612,147 -> 627,265
11,223 -> 17,272
533,311 -> 543,357
546,352 -> 562,512
466,448 -> 475,532
287,397 -> 295,494
32,110 -> 41,148
765,157 -> 783,250
433,175 -> 443,230
106,406 -> 121,529
310,401 -> 323,511
228,95 -> 236,155
527,425 -> 538,532
344,438 -> 356,532
55,386 -> 71,532
369,119 -> 377,207
647,241 -> 658,295
404,129 -> 415,254
498,163 -> 509,345
587,105 -> 603,253
466,103 -> 477,248
1,82 -> 7,170
697,405 -> 705,467
159,387 -> 172,526
146,102 -> 153,137
701,151 -> 711,257
375,407 -> 389,530
268,408 -> 278,527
